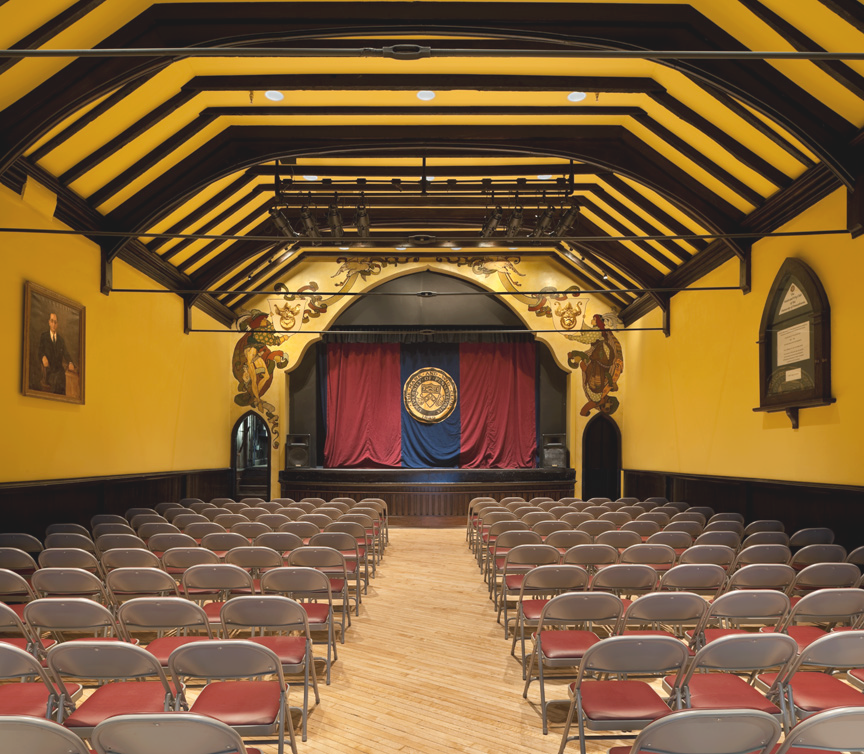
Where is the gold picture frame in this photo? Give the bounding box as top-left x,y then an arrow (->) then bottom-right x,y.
22,281 -> 85,404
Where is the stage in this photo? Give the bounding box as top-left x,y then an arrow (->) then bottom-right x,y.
279,467 -> 576,525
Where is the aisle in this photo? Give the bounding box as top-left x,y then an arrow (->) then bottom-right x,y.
296,527 -> 621,754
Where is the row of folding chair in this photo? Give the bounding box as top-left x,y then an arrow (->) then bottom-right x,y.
0,634 -> 300,752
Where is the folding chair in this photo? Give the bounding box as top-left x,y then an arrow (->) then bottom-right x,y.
523,591 -> 624,734
0,600 -> 55,655
509,564 -> 590,676
741,532 -> 791,548
722,563 -> 797,593
224,545 -> 284,585
758,631 -> 864,729
90,712 -> 265,754
0,642 -> 69,721
169,640 -> 297,754
578,521 -> 615,538
730,545 -> 793,572
616,591 -> 707,642
744,520 -> 786,535
38,547 -> 101,575
137,522 -> 183,542
678,543 -> 736,569
594,530 -> 641,552
147,532 -> 198,557
495,543 -> 561,624
485,530 -> 543,596
772,706 -> 864,754
308,531 -> 364,605
760,587 -> 864,651
117,597 -> 214,667
278,521 -> 321,545
44,532 -> 97,555
47,641 -> 174,737
687,590 -> 790,650
105,566 -> 179,606
636,512 -> 672,527
24,598 -> 127,652
287,546 -> 355,629
670,633 -> 797,728
180,563 -> 255,634
562,543 -> 619,574
789,527 -> 835,547
622,520 -> 661,541
558,635 -> 689,754
221,595 -> 320,741
545,530 -> 592,555
0,714 -> 90,754
658,563 -> 727,597
261,566 -> 339,683
788,561 -> 861,597
92,523 -> 137,539
606,708 -> 781,754
560,512 -> 594,528
589,563 -> 660,608
160,546 -> 219,577
201,531 -> 251,559
46,523 -> 90,537
95,534 -> 147,554
619,543 -> 677,572
325,521 -> 375,582
693,531 -> 741,549
708,512 -> 745,524
0,566 -> 38,616
789,543 -> 847,570
31,566 -> 110,604
255,531 -> 305,558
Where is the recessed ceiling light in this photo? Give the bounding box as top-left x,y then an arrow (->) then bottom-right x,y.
451,246 -> 462,251
417,90 -> 436,101
339,246 -> 350,250
426,176 -> 435,181
396,246 -> 407,250
537,174 -> 553,180
303,175 -> 318,181
568,91 -> 587,103
509,246 -> 519,251
264,90 -> 284,102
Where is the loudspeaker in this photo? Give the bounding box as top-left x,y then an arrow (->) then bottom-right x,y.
541,434 -> 568,468
285,434 -> 311,468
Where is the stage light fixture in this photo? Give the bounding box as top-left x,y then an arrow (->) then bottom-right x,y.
299,206 -> 321,238
554,205 -> 580,237
269,207 -> 299,238
355,206 -> 371,237
531,206 -> 556,237
480,206 -> 503,237
505,206 -> 524,237
327,205 -> 344,237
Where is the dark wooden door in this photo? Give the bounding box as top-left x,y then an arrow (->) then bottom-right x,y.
581,413 -> 621,500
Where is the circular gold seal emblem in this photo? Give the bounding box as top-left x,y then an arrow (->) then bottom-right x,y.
403,367 -> 458,423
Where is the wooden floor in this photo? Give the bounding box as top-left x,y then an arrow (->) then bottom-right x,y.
265,526 -> 627,754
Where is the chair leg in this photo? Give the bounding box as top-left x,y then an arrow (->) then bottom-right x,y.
558,688 -> 578,754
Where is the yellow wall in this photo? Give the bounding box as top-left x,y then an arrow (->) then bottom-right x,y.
0,179 -> 235,483
622,188 -> 864,486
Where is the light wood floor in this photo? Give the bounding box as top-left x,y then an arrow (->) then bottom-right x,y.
272,526 -> 627,754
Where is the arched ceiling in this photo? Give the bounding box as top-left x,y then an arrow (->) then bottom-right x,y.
1,1 -> 862,327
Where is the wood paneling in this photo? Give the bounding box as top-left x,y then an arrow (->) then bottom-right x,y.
0,468 -> 230,534
624,468 -> 864,550
281,468 -> 576,518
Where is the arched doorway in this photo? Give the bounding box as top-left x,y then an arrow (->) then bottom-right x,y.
581,413 -> 622,500
231,411 -> 271,499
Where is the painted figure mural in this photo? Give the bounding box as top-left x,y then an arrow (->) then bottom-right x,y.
568,312 -> 624,416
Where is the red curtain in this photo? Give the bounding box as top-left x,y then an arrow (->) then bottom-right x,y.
459,341 -> 536,468
323,342 -> 402,467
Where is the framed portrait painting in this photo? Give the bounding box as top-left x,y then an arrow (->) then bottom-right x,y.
22,281 -> 85,404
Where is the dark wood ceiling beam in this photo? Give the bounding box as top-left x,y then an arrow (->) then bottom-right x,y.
146,172 -> 260,253
0,0 -> 108,77
59,91 -> 198,184
738,0 -> 864,100
647,92 -> 792,188
86,113 -> 219,208
578,198 -> 676,271
182,74 -> 663,94
29,80 -> 148,163
161,185 -> 271,262
816,0 -> 864,32
632,112 -> 765,206
0,2 -> 854,187
598,174 -> 709,253
103,125 -> 744,252
589,187 -> 693,262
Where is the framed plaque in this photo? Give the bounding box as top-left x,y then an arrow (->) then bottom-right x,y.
753,258 -> 833,427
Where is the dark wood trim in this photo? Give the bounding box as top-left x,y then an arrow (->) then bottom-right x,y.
178,205 -> 272,274
0,468 -> 231,535
817,0 -> 864,32
623,468 -> 864,550
280,467 -> 576,518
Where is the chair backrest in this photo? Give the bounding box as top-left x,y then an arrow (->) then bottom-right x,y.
200,507 -> 231,521
700,589 -> 790,627
0,548 -> 39,576
731,544 -> 792,570
38,547 -> 100,572
91,713 -> 253,754
620,543 -> 677,567
44,532 -> 96,552
622,709 -> 781,754
200,531 -> 251,553
659,563 -> 728,594
790,543 -> 847,568
212,514 -> 250,529
493,530 -> 543,550
773,706 -> 864,754
171,513 -> 210,530
678,544 -> 736,567
708,512 -> 745,524
0,566 -> 37,603
160,547 -> 220,572
147,532 -> 198,553
543,530 -> 592,550
241,507 -> 271,520
287,545 -> 347,572
224,545 -> 283,572
501,544 -> 560,569
90,515 -> 128,528
47,639 -> 171,691
30,566 -> 108,601
117,596 -> 213,636
789,527 -> 835,547
776,587 -> 864,631
521,512 -> 556,526
669,512 -> 706,525
663,520 -> 703,537
260,565 -> 333,599
676,633 -> 798,683
594,530 -> 641,550
258,501 -> 286,513
106,567 -> 179,600
637,511 -> 672,526
230,521 -> 273,539
168,639 -> 285,687
703,520 -> 745,536
741,531 -> 790,548
154,502 -> 184,515
0,715 -> 90,754
789,561 -> 861,592
531,520 -> 573,537
724,563 -> 796,591
619,590 -> 707,629
693,530 -> 741,549
562,543 -> 619,570
575,634 -> 689,683
254,531 -> 304,554
257,513 -> 292,530
590,563 -> 660,596
743,519 -> 786,535
137,522 -> 182,541
560,512 -> 593,527
278,521 -> 321,539
537,591 -> 624,629
577,519 -> 616,536
645,530 -> 693,550
180,563 -> 254,594
220,594 -> 310,636
101,547 -> 162,571
95,533 -> 147,552
92,523 -> 137,539
45,523 -> 90,537
518,564 -> 590,595
622,520 -> 661,538
24,597 -> 120,637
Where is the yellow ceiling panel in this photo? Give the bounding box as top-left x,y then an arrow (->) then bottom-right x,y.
612,175 -> 711,236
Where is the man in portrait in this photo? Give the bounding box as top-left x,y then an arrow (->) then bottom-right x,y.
38,311 -> 76,394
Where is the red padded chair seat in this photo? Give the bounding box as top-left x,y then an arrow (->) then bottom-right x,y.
327,578 -> 346,591
191,680 -> 282,726
761,671 -> 864,712
300,603 -> 331,623
5,603 -> 28,619
0,637 -> 54,651
537,630 -> 600,660
576,680 -> 674,721
674,673 -> 781,714
64,681 -> 170,727
145,635 -> 213,665
504,574 -> 527,590
0,683 -> 60,716
759,625 -> 827,652
248,635 -> 306,665
848,668 -> 864,686
520,599 -> 551,620
203,601 -> 227,620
